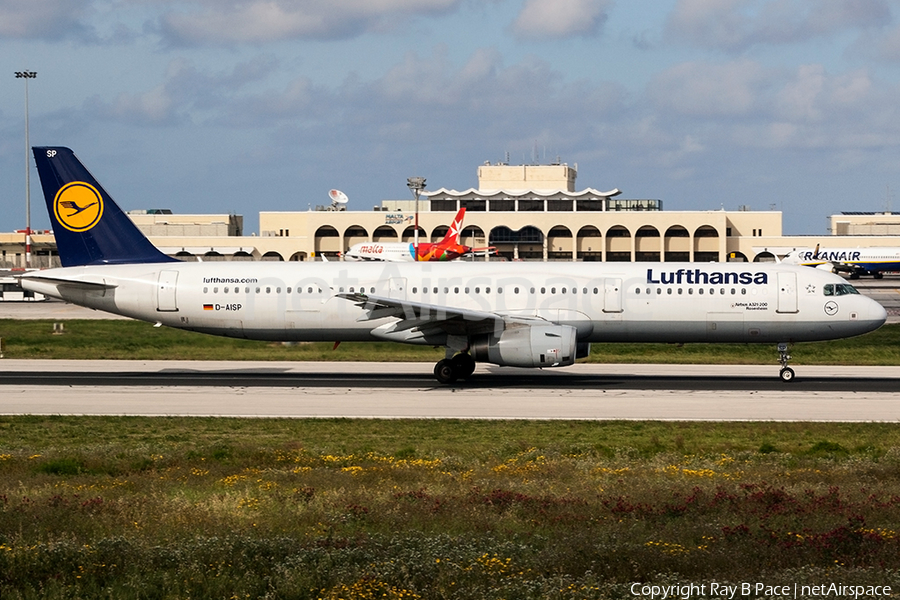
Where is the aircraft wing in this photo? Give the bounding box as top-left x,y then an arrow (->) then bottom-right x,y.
337,292 -> 541,338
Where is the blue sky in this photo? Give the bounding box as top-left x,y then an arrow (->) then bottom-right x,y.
3,0 -> 900,235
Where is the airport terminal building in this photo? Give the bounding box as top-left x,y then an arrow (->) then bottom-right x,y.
2,162 -> 899,269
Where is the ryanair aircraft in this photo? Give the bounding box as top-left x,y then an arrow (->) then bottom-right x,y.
782,245 -> 900,279
21,147 -> 887,384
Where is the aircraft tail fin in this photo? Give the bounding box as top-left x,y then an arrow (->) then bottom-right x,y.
438,207 -> 466,246
33,147 -> 176,267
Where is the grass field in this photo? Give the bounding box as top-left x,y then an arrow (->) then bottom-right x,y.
2,417 -> 900,599
2,320 -> 899,597
1,319 -> 900,365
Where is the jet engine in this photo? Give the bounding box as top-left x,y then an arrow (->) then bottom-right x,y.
471,324 -> 579,368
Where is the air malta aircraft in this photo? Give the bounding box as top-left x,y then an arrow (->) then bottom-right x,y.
21,147 -> 886,383
782,244 -> 900,279
344,207 -> 494,262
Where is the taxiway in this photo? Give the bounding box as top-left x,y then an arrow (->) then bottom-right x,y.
1,360 -> 898,421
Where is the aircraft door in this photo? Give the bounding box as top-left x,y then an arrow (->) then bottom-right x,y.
157,270 -> 178,312
603,278 -> 623,313
776,272 -> 798,314
389,278 -> 407,300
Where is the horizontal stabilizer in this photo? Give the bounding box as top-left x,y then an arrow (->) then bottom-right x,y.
19,273 -> 118,290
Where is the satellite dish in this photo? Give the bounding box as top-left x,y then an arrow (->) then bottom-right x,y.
329,189 -> 349,204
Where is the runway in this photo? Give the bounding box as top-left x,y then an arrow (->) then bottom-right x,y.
2,360 -> 899,421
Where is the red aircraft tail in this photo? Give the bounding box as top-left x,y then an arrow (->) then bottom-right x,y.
436,207 -> 466,247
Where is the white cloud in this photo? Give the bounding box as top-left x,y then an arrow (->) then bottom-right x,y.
0,0 -> 92,39
156,0 -> 462,45
649,59 -> 772,116
874,24 -> 900,62
84,57 -> 279,125
511,0 -> 613,40
665,0 -> 890,52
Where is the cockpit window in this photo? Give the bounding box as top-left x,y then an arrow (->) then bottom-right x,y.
824,283 -> 860,296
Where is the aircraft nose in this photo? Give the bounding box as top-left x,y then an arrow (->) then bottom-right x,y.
862,296 -> 888,331
872,298 -> 888,323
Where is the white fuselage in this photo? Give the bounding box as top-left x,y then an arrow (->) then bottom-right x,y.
344,242 -> 416,262
21,261 -> 886,345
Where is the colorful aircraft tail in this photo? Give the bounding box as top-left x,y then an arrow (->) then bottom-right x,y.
436,207 -> 466,247
33,147 -> 175,267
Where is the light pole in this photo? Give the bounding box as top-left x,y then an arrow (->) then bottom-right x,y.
407,177 -> 426,261
15,70 -> 37,269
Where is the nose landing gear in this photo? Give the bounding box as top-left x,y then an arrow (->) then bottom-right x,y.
777,342 -> 794,382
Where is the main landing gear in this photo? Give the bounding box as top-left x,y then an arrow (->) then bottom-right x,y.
434,353 -> 476,384
777,342 -> 794,382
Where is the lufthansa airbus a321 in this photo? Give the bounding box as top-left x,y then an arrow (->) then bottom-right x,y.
20,147 -> 887,383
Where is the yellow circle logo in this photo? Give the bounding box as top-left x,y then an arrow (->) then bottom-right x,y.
54,182 -> 104,232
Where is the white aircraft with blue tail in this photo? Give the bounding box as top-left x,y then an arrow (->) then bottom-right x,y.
20,147 -> 886,383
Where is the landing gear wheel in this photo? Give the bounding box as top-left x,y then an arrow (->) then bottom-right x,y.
451,353 -> 476,379
777,342 -> 794,383
434,359 -> 457,384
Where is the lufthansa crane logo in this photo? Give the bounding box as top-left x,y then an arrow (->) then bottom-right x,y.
53,182 -> 104,232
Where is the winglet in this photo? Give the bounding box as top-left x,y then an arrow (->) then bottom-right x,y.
32,147 -> 176,267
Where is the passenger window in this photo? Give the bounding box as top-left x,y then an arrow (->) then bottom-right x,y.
514,287 -> 519,294
562,288 -> 566,294
465,287 -> 470,293
731,289 -> 736,295
656,288 -> 662,295
636,288 -> 641,295
486,287 -> 491,294
720,288 -> 725,295
594,288 -> 599,294
224,287 -> 229,294
475,287 -> 480,293
667,288 -> 672,295
433,287 -> 438,294
677,288 -> 682,295
541,287 -> 546,294
338,287 -> 343,293
741,288 -> 746,295
213,287 -> 219,293
443,287 -> 448,294
277,287 -> 281,294
203,287 -> 208,293
454,287 -> 459,294
412,287 -> 417,294
498,287 -> 503,294
530,287 -> 535,294
688,288 -> 693,295
307,287 -> 313,294
583,288 -> 587,294
551,287 -> 556,294
245,287 -> 250,293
